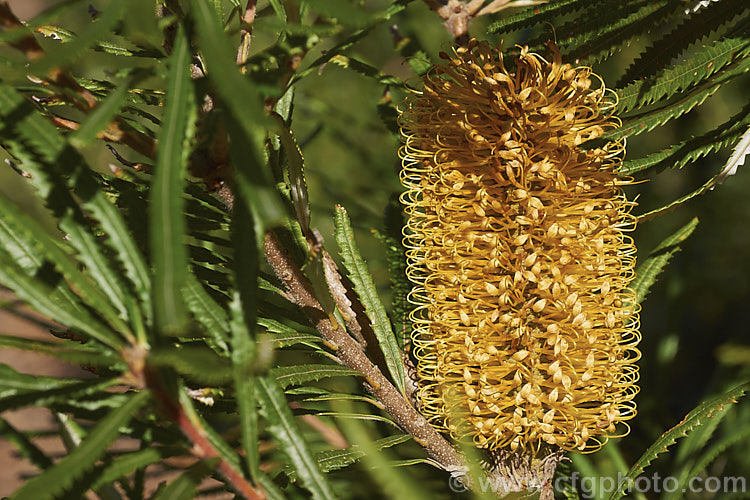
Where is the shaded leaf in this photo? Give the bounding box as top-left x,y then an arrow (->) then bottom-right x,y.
91,447 -> 181,490
69,77 -> 135,148
604,56 -> 750,142
632,218 -> 699,303
151,27 -> 195,335
148,346 -> 233,384
334,206 -> 406,393
151,460 -> 215,500
0,417 -> 52,470
0,247 -> 123,350
621,101 -> 750,175
607,383 -> 750,500
271,364 -> 361,389
0,334 -> 121,368
28,1 -> 127,74
10,391 -> 149,500
488,0 -> 592,34
0,84 -> 151,332
0,192 -> 129,337
617,0 -> 750,87
229,291 -> 259,475
258,376 -> 336,500
616,25 -> 750,112
182,274 -> 230,354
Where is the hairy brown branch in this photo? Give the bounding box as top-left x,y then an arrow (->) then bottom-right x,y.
264,231 -> 463,470
237,0 -> 257,71
423,0 -> 544,41
423,0 -> 484,43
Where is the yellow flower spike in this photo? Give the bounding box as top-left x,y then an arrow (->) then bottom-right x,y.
399,40 -> 641,457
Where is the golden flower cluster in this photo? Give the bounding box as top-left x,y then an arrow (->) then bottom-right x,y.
399,39 -> 640,453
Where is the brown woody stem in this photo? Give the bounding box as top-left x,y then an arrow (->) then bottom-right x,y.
263,231 -> 463,470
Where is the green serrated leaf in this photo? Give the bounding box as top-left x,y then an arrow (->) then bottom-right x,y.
607,383 -> 750,500
636,128 -> 749,219
488,0 -> 592,34
0,83 -> 151,334
151,27 -> 195,335
0,334 -> 121,367
94,40 -> 163,58
182,274 -> 230,354
69,78 -> 134,148
290,434 -> 412,478
9,391 -> 149,500
334,206 -> 406,394
616,25 -> 750,112
271,364 -> 361,389
632,218 -> 698,303
151,460 -> 215,500
273,113 -> 310,236
91,447 -> 180,491
662,405 -> 748,500
258,376 -> 336,500
688,424 -> 750,480
604,56 -> 750,142
0,247 -> 124,350
0,192 -> 131,337
229,291 -> 259,476
0,365 -> 117,411
148,346 -> 233,384
622,101 -> 750,175
28,1 -> 127,74
259,330 -> 322,349
617,0 -> 750,87
564,0 -> 681,64
315,411 -> 397,426
329,54 -> 403,86
291,389 -> 379,406
53,411 -> 122,500
0,417 -> 52,470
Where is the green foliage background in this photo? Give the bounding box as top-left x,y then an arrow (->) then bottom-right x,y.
0,0 -> 749,499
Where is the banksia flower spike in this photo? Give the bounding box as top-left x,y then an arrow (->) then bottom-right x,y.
399,39 -> 641,463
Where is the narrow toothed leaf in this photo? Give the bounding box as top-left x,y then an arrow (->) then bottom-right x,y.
151,27 -> 195,335
617,0 -> 750,87
0,247 -> 124,350
334,206 -> 406,394
632,218 -> 699,304
9,391 -> 149,500
608,383 -> 750,500
271,364 -> 361,389
0,83 -> 150,334
488,0 -> 593,34
615,26 -> 750,112
258,376 -> 336,500
621,101 -> 750,175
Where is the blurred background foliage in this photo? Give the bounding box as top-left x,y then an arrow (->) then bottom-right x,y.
1,0 -> 749,498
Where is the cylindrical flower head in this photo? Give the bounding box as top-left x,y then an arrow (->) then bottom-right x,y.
399,39 -> 640,453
